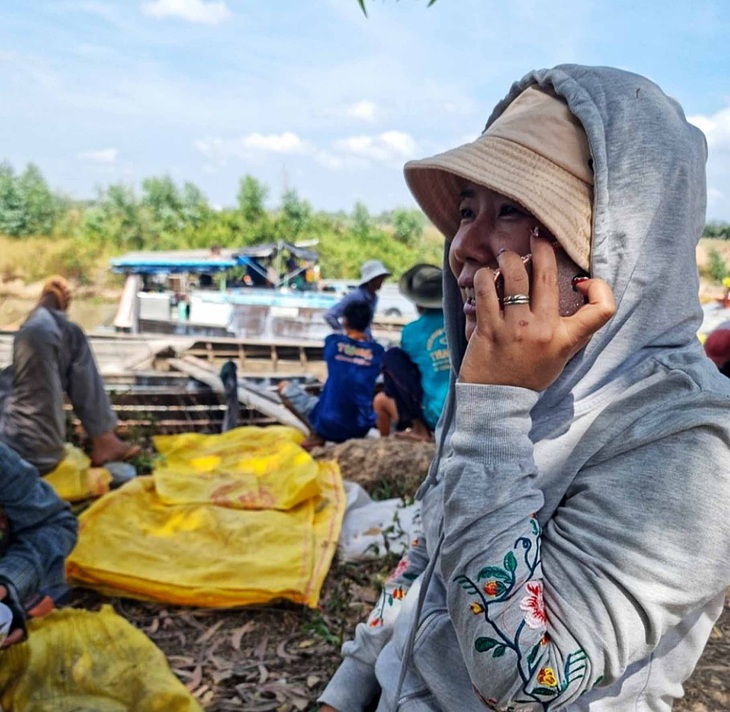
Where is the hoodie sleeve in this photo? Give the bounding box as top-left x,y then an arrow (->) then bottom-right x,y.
0,443 -> 78,604
440,383 -> 730,710
318,533 -> 430,712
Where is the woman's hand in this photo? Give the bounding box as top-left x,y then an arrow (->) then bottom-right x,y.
0,585 -> 25,649
459,233 -> 615,391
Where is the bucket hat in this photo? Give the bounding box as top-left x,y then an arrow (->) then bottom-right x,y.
359,260 -> 392,286
399,264 -> 443,309
404,86 -> 593,271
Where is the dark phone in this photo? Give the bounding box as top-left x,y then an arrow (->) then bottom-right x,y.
494,246 -> 588,316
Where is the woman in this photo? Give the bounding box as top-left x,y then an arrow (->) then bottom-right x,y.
319,65 -> 730,711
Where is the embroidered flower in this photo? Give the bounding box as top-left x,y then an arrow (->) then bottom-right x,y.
469,602 -> 484,615
519,581 -> 547,629
537,667 -> 557,687
540,633 -> 550,646
392,586 -> 405,600
368,617 -> 384,628
388,556 -> 410,581
411,538 -> 420,547
483,580 -> 500,596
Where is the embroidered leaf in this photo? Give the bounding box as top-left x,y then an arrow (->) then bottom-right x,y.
402,572 -> 418,581
530,518 -> 539,536
531,686 -> 558,697
387,595 -> 393,605
476,566 -> 511,582
475,636 -> 501,652
492,645 -> 507,657
527,644 -> 540,667
453,575 -> 479,594
593,675 -> 604,687
504,551 -> 517,572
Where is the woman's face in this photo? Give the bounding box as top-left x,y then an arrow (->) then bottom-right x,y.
449,183 -> 585,341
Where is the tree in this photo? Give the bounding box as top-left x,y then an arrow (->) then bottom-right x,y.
237,175 -> 268,224
0,162 -> 23,236
392,207 -> 424,246
141,176 -> 183,235
278,189 -> 312,239
356,0 -> 437,17
83,183 -> 146,250
351,201 -> 373,241
16,164 -> 58,235
707,248 -> 727,283
181,182 -> 210,229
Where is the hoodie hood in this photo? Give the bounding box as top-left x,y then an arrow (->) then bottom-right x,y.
438,64 -> 708,425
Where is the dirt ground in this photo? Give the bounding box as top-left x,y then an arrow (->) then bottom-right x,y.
56,438 -> 727,711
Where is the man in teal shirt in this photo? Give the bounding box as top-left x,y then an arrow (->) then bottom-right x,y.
374,264 -> 449,441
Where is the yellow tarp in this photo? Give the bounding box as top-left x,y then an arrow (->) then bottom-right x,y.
43,444 -> 112,503
67,427 -> 345,608
0,605 -> 201,712
153,426 -> 320,510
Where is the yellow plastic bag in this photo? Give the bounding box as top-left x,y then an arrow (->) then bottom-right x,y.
0,605 -> 201,711
152,426 -> 319,511
67,460 -> 345,608
43,444 -> 112,502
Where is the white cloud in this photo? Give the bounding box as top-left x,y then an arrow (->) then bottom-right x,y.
334,130 -> 417,164
346,100 -> 378,122
79,147 -> 118,164
688,108 -> 730,220
141,0 -> 232,26
194,132 -> 311,164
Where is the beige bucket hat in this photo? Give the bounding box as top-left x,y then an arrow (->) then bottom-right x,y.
403,86 -> 593,271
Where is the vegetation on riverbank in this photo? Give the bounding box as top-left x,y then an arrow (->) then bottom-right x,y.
1,160 -> 728,291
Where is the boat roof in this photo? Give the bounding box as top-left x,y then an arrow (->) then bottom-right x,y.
111,243 -> 319,275
110,250 -> 238,274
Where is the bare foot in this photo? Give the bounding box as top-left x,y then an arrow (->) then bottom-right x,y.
300,434 -> 325,451
394,420 -> 432,443
90,432 -> 141,466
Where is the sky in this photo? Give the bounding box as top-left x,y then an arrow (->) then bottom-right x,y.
2,0 -> 730,220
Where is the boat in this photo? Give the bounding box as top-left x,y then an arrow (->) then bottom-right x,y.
109,243 -> 408,343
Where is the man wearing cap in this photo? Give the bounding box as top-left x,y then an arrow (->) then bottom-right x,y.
373,264 -> 450,442
323,259 -> 391,336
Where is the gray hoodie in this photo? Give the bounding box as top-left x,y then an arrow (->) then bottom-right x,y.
320,65 -> 730,711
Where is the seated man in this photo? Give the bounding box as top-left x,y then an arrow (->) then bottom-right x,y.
373,264 -> 450,442
0,277 -> 139,476
0,441 -> 78,648
278,301 -> 384,450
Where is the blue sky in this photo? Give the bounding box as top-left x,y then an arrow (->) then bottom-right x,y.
2,0 -> 729,220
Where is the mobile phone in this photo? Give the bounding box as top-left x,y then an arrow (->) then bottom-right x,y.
493,245 -> 588,317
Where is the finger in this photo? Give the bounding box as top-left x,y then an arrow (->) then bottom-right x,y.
472,266 -> 502,331
496,250 -> 531,318
530,232 -> 559,320
564,278 -> 616,344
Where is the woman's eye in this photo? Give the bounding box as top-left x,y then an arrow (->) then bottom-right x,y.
498,204 -> 523,217
459,206 -> 474,220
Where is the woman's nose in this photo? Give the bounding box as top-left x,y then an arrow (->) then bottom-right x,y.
451,220 -> 496,269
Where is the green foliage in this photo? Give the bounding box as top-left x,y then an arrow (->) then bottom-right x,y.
0,162 -> 59,236
356,0 -> 438,17
236,175 -> 268,224
0,160 -> 449,281
707,248 -> 727,283
391,207 -> 424,246
704,222 -> 730,239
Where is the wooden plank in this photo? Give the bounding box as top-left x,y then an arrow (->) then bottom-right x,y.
168,357 -> 308,434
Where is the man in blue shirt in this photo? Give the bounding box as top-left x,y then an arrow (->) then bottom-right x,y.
323,260 -> 391,336
374,264 -> 449,442
278,301 -> 384,450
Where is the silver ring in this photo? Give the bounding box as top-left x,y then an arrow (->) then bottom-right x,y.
502,294 -> 530,306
